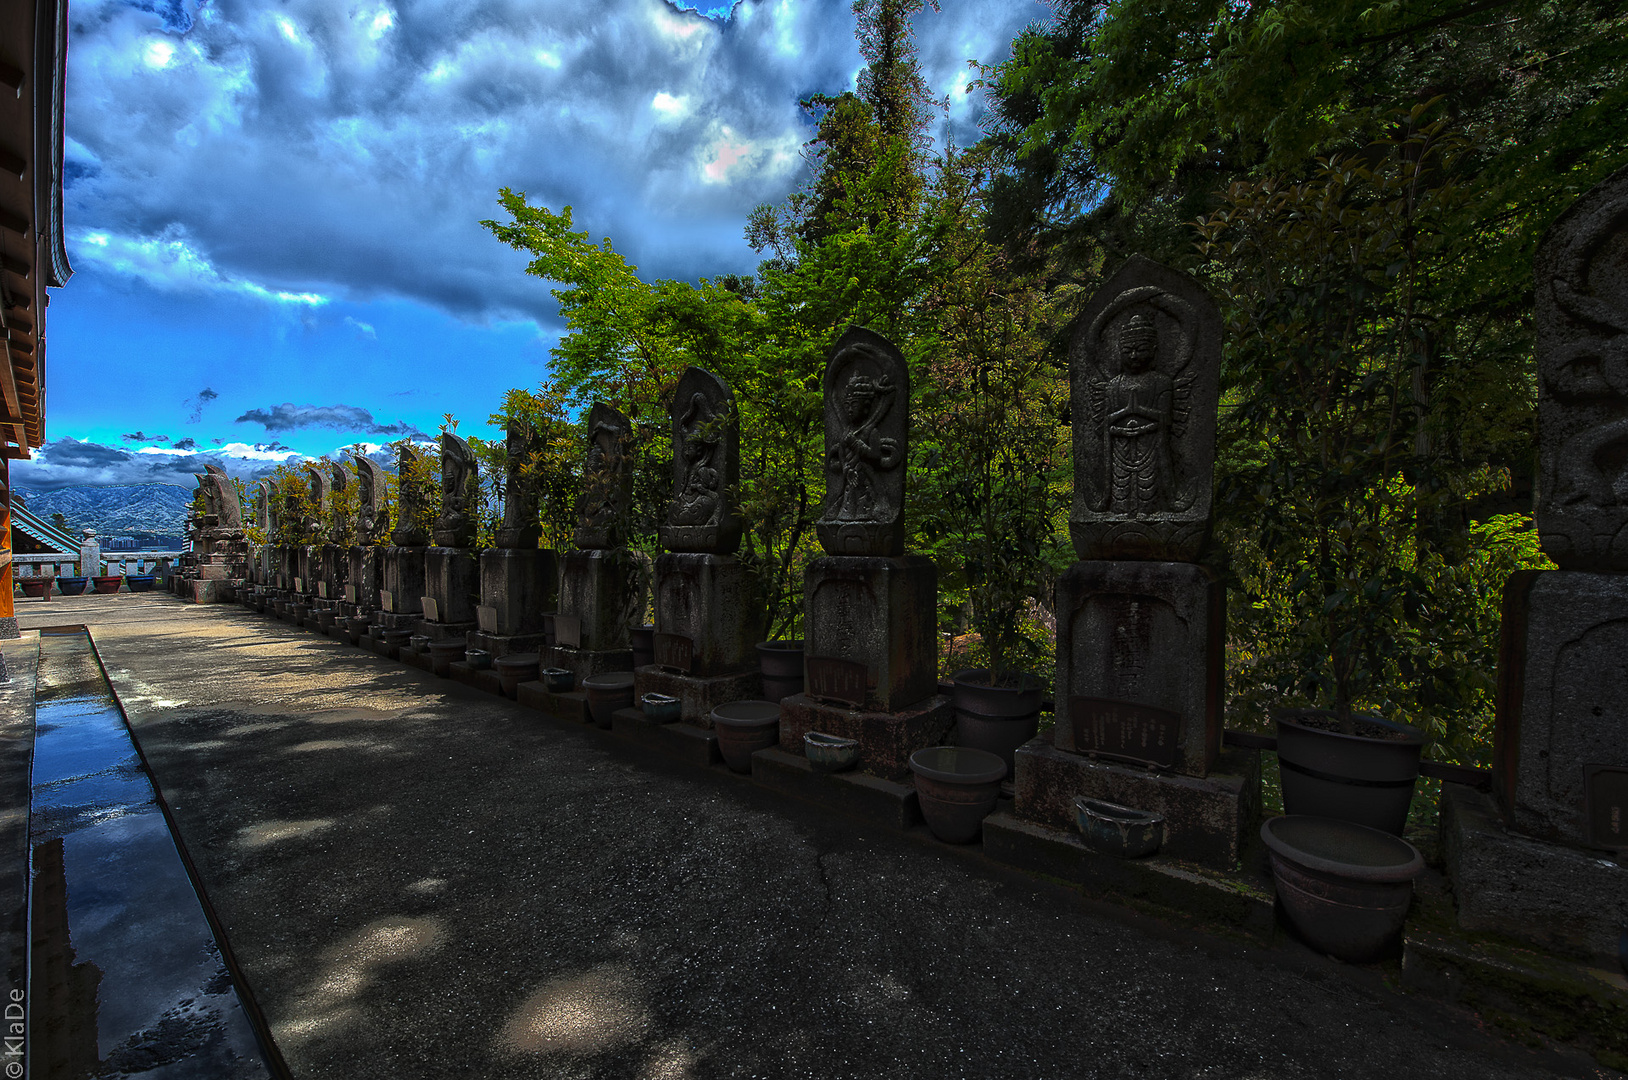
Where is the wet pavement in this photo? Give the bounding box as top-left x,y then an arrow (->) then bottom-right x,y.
14,593 -> 1622,1079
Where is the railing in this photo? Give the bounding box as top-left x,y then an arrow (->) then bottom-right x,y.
12,552 -> 184,577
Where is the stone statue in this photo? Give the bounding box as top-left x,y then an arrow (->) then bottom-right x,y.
816,327 -> 908,557
1070,255 -> 1221,562
328,460 -> 353,545
495,418 -> 541,550
575,402 -> 633,550
432,431 -> 481,548
255,480 -> 272,533
1535,163 -> 1628,570
193,463 -> 243,531
391,443 -> 430,547
662,366 -> 741,554
352,455 -> 386,546
304,464 -> 328,545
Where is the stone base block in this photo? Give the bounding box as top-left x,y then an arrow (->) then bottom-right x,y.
416,620 -> 476,644
423,547 -> 479,625
468,631 -> 549,660
517,683 -> 589,724
750,748 -> 922,830
400,649 -> 433,673
1441,782 -> 1628,965
804,555 -> 937,713
654,552 -> 765,676
449,663 -> 504,697
549,647 -> 634,683
981,812 -> 1275,938
479,548 -> 558,637
611,708 -> 721,767
633,666 -> 762,727
559,548 -> 642,653
380,611 -> 421,632
776,693 -> 954,782
1012,731 -> 1259,871
189,579 -> 229,604
381,547 -> 427,617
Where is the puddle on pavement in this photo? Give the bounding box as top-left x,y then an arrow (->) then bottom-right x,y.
29,628 -> 276,1079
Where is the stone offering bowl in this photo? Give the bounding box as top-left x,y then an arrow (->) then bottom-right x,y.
583,672 -> 636,729
1073,796 -> 1163,859
711,700 -> 781,773
343,615 -> 370,645
408,634 -> 430,655
804,731 -> 860,773
641,692 -> 681,724
464,649 -> 492,670
908,747 -> 1007,844
542,667 -> 575,693
1261,815 -> 1423,963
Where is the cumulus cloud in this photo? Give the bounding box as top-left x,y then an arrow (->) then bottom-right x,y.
184,386 -> 219,423
121,430 -> 170,443
64,0 -> 1036,321
12,436 -> 304,491
234,402 -> 430,439
172,437 -> 198,450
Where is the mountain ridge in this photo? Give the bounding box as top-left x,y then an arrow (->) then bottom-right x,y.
16,483 -> 192,538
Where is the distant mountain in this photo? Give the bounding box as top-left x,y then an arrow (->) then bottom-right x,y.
16,483 -> 192,538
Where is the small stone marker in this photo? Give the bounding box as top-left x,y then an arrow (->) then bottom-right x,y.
553,614 -> 582,649
421,596 -> 439,623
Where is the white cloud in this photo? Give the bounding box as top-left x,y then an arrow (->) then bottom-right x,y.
651,91 -> 689,120
69,228 -> 329,307
143,39 -> 175,69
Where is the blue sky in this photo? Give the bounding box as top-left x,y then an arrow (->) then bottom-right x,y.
16,0 -> 1045,491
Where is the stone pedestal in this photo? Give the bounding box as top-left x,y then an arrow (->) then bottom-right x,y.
381,546 -> 426,617
776,693 -> 954,781
549,645 -> 634,682
1494,570 -> 1628,849
1053,560 -> 1223,777
804,555 -> 937,714
319,544 -> 348,601
477,548 -> 558,637
421,547 -> 479,640
558,548 -> 641,653
631,553 -> 766,725
347,546 -> 383,613
1014,731 -> 1259,871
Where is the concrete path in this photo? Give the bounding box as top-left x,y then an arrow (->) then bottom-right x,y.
17,593 -> 1610,1079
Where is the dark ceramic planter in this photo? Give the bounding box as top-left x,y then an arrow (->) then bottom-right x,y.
18,578 -> 51,598
495,653 -> 542,700
1073,796 -> 1163,858
344,616 -> 370,645
755,640 -> 805,701
317,610 -> 337,633
630,624 -> 656,670
465,649 -> 492,670
949,669 -> 1043,719
804,731 -> 860,773
543,666 -> 575,693
583,671 -> 636,729
382,629 -> 414,654
292,604 -> 311,627
92,575 -> 123,594
57,577 -> 88,596
641,692 -> 681,724
368,622 -> 387,641
908,746 -> 1006,844
408,634 -> 430,654
711,700 -> 781,773
1261,815 -> 1423,963
428,638 -> 467,677
1275,709 -> 1425,836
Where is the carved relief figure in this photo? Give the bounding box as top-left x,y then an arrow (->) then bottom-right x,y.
575,402 -> 632,550
353,455 -> 386,546
328,460 -> 353,545
255,481 -> 272,533
391,444 -> 430,547
193,463 -> 243,531
816,327 -> 909,556
662,367 -> 742,554
1070,256 -> 1221,562
1535,164 -> 1628,569
495,418 -> 541,550
304,465 -> 328,544
433,431 -> 481,548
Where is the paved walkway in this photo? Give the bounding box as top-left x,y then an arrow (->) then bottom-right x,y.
16,593 -> 1610,1079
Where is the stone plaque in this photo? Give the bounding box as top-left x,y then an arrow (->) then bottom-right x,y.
317,582 -> 330,600
575,402 -> 633,550
1534,164 -> 1628,569
1584,765 -> 1628,851
379,589 -> 395,613
344,584 -> 357,604
477,605 -> 500,634
1069,696 -> 1183,769
1069,255 -> 1222,562
294,577 -> 305,594
553,614 -> 582,649
816,327 -> 908,557
422,596 -> 439,623
807,655 -> 868,708
661,366 -> 742,554
654,632 -> 694,674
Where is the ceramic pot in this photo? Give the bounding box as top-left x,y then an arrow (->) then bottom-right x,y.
711,700 -> 781,773
292,604 -> 310,627
408,634 -> 430,655
755,640 -> 805,701
92,575 -> 123,594
641,692 -> 681,723
382,629 -> 414,657
317,610 -> 337,633
1275,709 -> 1424,835
1073,796 -> 1163,858
583,671 -> 636,729
804,731 -> 860,773
949,669 -> 1043,719
630,624 -> 656,670
909,746 -> 1006,844
428,638 -> 467,677
543,667 -> 575,693
19,578 -> 51,598
56,576 -> 87,596
495,653 -> 542,700
1261,815 -> 1423,963
465,649 -> 492,670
